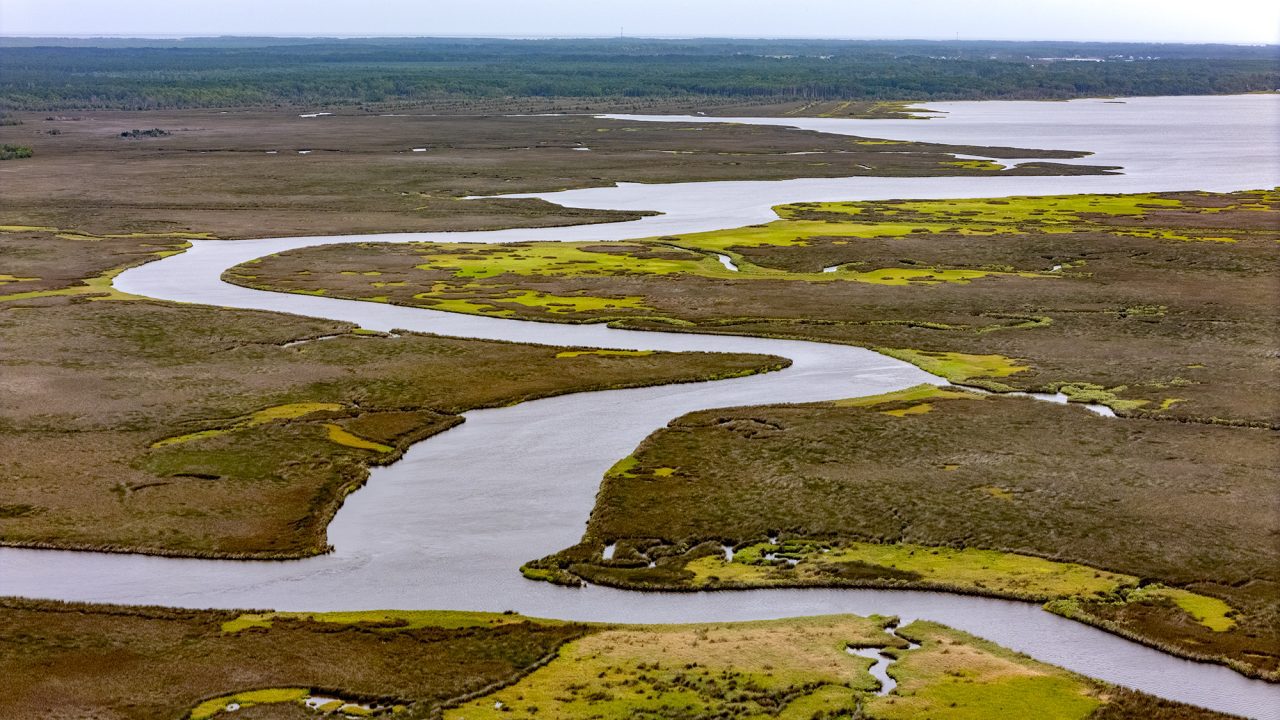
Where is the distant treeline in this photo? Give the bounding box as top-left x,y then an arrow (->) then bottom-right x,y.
0,38 -> 1275,110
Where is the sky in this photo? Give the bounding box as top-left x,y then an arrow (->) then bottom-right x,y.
1,0 -> 1277,44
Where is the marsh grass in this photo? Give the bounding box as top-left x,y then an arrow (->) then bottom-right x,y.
218,189 -> 1278,674
440,614 -> 1232,720
0,230 -> 784,558
0,600 -> 1237,720
236,190 -> 1279,424
0,598 -> 586,720
0,108 -> 1099,240
526,390 -> 1278,679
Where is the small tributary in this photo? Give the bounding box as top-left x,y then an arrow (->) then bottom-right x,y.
846,623 -> 923,697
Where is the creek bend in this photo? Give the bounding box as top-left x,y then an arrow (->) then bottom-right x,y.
2,95 -> 1277,718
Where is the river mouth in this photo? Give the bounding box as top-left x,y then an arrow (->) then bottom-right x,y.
2,95 -> 1278,719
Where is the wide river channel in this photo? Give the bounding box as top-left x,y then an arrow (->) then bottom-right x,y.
3,95 -> 1278,717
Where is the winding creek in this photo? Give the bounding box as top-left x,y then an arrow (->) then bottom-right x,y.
2,95 -> 1278,717
848,623 -> 923,697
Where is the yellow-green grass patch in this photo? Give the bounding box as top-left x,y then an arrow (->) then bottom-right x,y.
653,219 -> 931,251
942,159 -> 1003,171
151,402 -> 344,448
1114,229 -> 1237,243
413,242 -> 721,279
324,424 -> 394,453
1123,586 -> 1238,632
189,688 -> 309,720
410,285 -> 653,317
882,402 -> 934,416
1164,589 -> 1237,632
605,454 -> 641,478
875,349 -> 1030,386
865,622 -> 1101,720
411,236 -> 1048,290
1053,382 -> 1150,412
0,242 -> 192,303
506,290 -> 651,313
785,193 -> 1185,227
688,540 -> 1133,600
410,293 -> 515,317
981,486 -> 1016,501
555,349 -> 655,359
443,615 -> 888,720
832,383 -> 977,408
0,265 -> 136,302
150,428 -> 234,449
248,402 -> 343,425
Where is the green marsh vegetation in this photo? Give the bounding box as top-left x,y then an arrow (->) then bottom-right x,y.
0,598 -> 586,720
0,228 -> 783,558
525,385 -> 1278,679
0,143 -> 33,159
442,615 -> 1231,720
240,190 -> 1280,677
0,599 -> 1233,720
239,189 -> 1280,424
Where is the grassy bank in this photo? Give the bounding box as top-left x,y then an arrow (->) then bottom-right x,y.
231,190 -> 1279,425
0,229 -> 784,558
230,189 -> 1279,676
0,598 -> 585,720
0,599 -> 1236,720
522,386 -> 1278,679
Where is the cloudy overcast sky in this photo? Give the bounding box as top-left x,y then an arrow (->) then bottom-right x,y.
2,0 -> 1277,43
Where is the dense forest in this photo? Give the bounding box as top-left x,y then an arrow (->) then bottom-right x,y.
0,38 -> 1275,110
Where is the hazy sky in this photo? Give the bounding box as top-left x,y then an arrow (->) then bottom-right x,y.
2,0 -> 1277,44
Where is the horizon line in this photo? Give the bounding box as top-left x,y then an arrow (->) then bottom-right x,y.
0,33 -> 1275,47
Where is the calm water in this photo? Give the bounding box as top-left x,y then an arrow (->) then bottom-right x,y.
3,95 -> 1277,717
